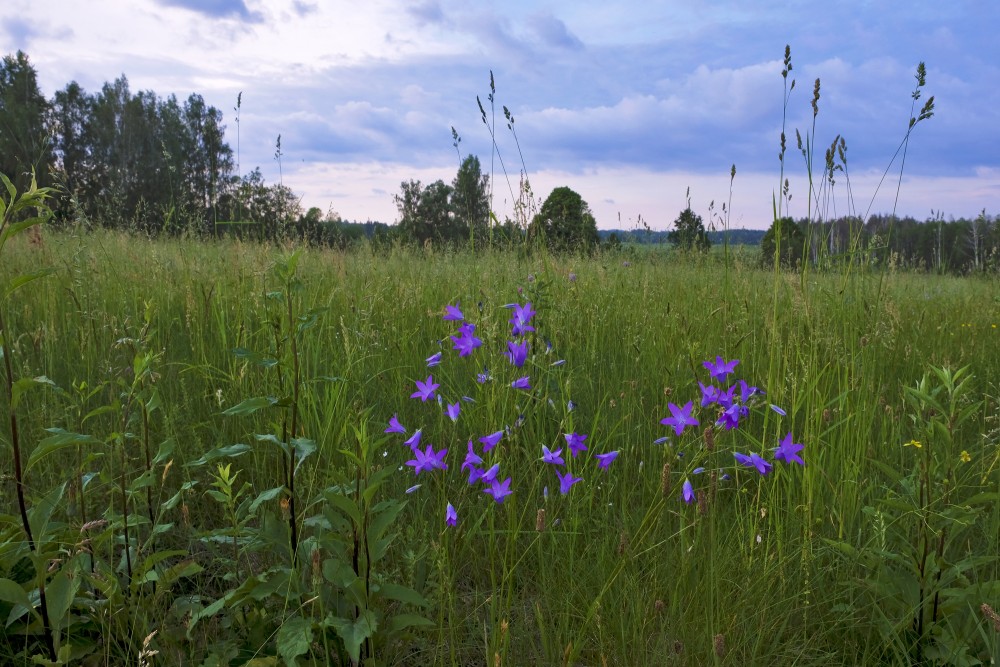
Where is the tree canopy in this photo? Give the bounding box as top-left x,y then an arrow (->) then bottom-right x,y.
667,207 -> 711,252
528,186 -> 599,251
761,217 -> 806,267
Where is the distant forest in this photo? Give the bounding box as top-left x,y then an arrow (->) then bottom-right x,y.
2,51 -> 998,272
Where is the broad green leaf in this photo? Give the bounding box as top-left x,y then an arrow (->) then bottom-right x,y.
3,267 -> 56,301
0,578 -> 32,614
325,493 -> 361,525
291,437 -> 317,476
161,480 -> 198,510
158,559 -> 203,589
322,558 -> 360,589
375,582 -> 428,607
249,486 -> 285,515
27,482 -> 66,541
368,501 -> 404,544
186,444 -> 251,467
10,375 -> 56,410
27,428 -> 101,473
277,616 -> 313,667
46,567 -> 80,631
152,438 -> 175,466
222,396 -> 277,417
327,610 -> 376,664
385,612 -> 434,635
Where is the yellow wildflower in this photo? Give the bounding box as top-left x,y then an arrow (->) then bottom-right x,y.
904,439 -> 922,449
960,450 -> 971,463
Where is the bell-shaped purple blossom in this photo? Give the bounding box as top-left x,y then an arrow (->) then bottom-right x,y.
480,463 -> 500,485
385,414 -> 406,434
774,432 -> 805,466
734,451 -> 772,475
484,477 -> 513,504
660,401 -> 699,436
403,429 -> 422,451
479,431 -> 503,452
450,323 -> 483,357
738,379 -> 761,403
426,352 -> 442,367
445,502 -> 457,526
770,404 -> 787,416
699,382 -> 720,407
506,340 -> 528,368
476,369 -> 492,384
508,302 -> 536,337
406,444 -> 448,475
682,478 -> 694,503
446,402 -> 461,422
462,441 -> 482,471
443,303 -> 464,321
556,470 -> 583,495
541,445 -> 564,466
564,432 -> 588,458
703,356 -> 739,382
594,451 -> 619,470
411,375 -> 440,402
716,403 -> 742,431
511,376 -> 531,391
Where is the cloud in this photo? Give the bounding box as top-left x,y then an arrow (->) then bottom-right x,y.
291,1 -> 317,17
407,1 -> 446,26
153,0 -> 261,21
3,18 -> 37,47
527,12 -> 583,51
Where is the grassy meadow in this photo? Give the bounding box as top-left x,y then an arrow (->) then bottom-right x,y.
1,227 -> 998,665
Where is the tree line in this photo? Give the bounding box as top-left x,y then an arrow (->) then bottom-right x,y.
3,50 -> 995,267
2,51 -> 302,234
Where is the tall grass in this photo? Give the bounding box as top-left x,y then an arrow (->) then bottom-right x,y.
2,225 -> 998,664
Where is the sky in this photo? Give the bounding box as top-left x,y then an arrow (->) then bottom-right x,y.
3,0 -> 998,230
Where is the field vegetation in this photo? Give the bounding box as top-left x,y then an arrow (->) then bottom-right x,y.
1,45 -> 999,666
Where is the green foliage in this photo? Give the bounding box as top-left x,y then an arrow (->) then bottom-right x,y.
761,216 -> 805,267
0,52 -> 52,193
667,207 -> 711,252
451,154 -> 491,245
826,367 -> 998,665
528,186 -> 599,251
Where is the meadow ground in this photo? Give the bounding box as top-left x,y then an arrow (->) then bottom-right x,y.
2,230 -> 998,665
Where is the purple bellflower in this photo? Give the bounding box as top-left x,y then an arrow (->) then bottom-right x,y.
594,451 -> 619,470
480,463 -> 500,485
403,429 -> 422,451
509,302 -> 536,337
385,414 -> 406,434
451,323 -> 483,357
446,402 -> 461,422
484,477 -> 513,503
774,432 -> 805,466
411,375 -> 440,402
443,303 -> 464,321
661,401 -> 700,436
462,441 -> 482,471
703,356 -> 740,382
506,340 -> 528,368
511,376 -> 531,391
479,431 -> 503,452
426,352 -> 442,367
556,470 -> 583,495
699,382 -> 720,407
682,478 -> 694,504
565,432 -> 589,457
541,445 -> 565,466
445,502 -> 458,526
406,444 -> 448,475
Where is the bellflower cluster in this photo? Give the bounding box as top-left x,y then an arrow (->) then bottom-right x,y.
386,293 -> 624,528
658,356 -> 806,505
